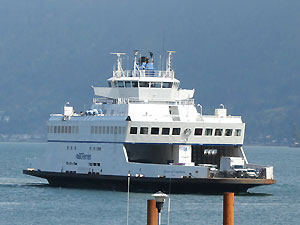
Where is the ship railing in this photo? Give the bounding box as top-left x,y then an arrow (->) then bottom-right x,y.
211,164 -> 274,179
93,97 -> 194,105
246,163 -> 274,179
202,115 -> 241,119
113,70 -> 174,78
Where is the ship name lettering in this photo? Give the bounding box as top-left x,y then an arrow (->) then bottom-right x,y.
76,153 -> 92,160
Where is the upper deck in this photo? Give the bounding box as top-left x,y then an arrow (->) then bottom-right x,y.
93,51 -> 195,102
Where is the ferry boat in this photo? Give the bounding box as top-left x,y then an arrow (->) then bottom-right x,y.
24,51 -> 275,194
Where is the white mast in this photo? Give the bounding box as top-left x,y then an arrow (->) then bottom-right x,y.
166,50 -> 175,78
110,52 -> 126,77
133,50 -> 138,77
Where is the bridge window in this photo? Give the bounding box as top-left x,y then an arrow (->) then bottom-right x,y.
173,82 -> 180,88
205,128 -> 213,136
139,82 -> 149,87
151,82 -> 161,88
117,81 -> 124,88
125,81 -> 131,88
172,128 -> 181,135
151,127 -> 159,135
162,82 -> 172,88
225,129 -> 233,136
235,129 -> 242,136
140,127 -> 149,134
194,128 -> 203,136
162,128 -> 170,135
215,129 -> 223,136
132,81 -> 138,87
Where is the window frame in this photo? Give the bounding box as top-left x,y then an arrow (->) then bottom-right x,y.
172,128 -> 181,135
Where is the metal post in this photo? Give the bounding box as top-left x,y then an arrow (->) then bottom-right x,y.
158,212 -> 161,225
223,192 -> 234,225
147,200 -> 158,225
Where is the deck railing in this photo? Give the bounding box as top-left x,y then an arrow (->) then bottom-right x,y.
113,70 -> 174,78
93,97 -> 194,105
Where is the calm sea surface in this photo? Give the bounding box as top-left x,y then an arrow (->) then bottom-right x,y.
0,142 -> 299,225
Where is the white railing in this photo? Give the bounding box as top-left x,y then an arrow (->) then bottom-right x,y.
93,98 -> 194,105
113,70 -> 174,78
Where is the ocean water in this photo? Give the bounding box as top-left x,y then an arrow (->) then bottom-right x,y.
0,142 -> 299,225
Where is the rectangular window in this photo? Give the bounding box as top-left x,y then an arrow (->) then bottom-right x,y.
91,126 -> 95,134
106,126 -> 110,134
110,126 -> 114,134
118,126 -> 122,134
139,82 -> 149,87
95,126 -> 99,134
114,126 -> 117,134
215,129 -> 223,136
132,81 -> 138,87
117,81 -> 124,87
130,127 -> 137,134
151,127 -> 159,135
108,81 -> 112,87
172,128 -> 181,135
205,128 -> 213,136
194,128 -> 203,136
57,126 -> 61,133
125,81 -> 131,88
173,82 -> 179,88
68,126 -> 71,133
140,127 -> 149,134
235,129 -> 242,136
99,126 -> 102,134
151,82 -> 161,88
225,129 -> 233,136
162,128 -> 170,135
162,82 -> 172,88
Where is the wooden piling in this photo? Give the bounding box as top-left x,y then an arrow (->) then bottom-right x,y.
223,192 -> 234,225
147,199 -> 158,225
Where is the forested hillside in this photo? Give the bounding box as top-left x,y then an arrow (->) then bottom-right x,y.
0,0 -> 299,145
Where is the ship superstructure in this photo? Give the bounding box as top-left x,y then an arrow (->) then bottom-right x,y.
24,51 -> 275,193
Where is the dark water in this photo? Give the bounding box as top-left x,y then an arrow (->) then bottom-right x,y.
0,142 -> 299,225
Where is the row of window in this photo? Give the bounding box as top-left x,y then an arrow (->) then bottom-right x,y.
91,126 -> 126,135
89,146 -> 102,151
67,146 -> 102,151
130,127 -> 242,137
48,126 -> 79,134
89,162 -> 101,167
108,81 -> 179,89
50,125 -> 241,137
66,161 -> 77,165
66,146 -> 77,150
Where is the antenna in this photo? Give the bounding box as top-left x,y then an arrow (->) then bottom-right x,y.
149,51 -> 154,63
110,52 -> 126,72
166,50 -> 175,73
133,50 -> 139,76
